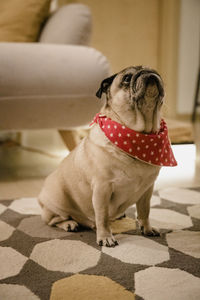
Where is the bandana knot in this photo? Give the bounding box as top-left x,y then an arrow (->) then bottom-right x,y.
90,113 -> 177,167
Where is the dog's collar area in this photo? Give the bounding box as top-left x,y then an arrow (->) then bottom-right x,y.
90,113 -> 177,167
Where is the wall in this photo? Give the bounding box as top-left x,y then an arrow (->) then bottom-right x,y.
176,0 -> 200,115
79,0 -> 159,73
157,0 -> 180,118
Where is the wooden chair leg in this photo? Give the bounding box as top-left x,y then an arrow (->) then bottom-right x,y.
59,129 -> 90,151
192,66 -> 200,122
59,130 -> 78,151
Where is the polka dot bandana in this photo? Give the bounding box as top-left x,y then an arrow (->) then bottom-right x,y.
90,113 -> 177,167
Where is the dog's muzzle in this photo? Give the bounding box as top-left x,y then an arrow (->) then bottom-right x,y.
132,71 -> 164,101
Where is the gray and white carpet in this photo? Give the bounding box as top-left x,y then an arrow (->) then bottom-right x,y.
0,187 -> 200,300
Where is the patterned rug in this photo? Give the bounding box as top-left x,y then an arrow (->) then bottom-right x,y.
0,187 -> 200,300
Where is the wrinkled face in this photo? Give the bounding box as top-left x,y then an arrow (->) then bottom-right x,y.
96,66 -> 164,133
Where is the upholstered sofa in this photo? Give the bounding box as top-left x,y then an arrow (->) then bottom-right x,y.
0,3 -> 110,149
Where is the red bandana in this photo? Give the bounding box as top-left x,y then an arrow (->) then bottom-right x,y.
90,113 -> 177,167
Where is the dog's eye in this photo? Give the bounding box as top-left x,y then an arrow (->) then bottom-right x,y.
122,74 -> 132,84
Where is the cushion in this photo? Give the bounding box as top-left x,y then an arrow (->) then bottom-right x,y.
39,4 -> 92,45
0,0 -> 51,42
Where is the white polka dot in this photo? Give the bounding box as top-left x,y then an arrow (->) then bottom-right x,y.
162,140 -> 164,144
114,125 -> 117,129
161,154 -> 163,157
141,140 -> 145,143
122,126 -> 125,129
159,149 -> 162,152
145,145 -> 149,149
136,134 -> 139,137
149,160 -> 152,163
142,153 -> 146,158
110,133 -> 113,137
115,141 -> 118,145
107,125 -> 110,129
118,133 -> 121,137
158,135 -> 161,139
137,147 -> 140,151
132,140 -> 136,143
123,141 -> 127,145
154,143 -> 157,146
127,133 -> 130,137
151,151 -> 154,155
150,139 -> 154,142
165,159 -> 168,162
102,125 -> 105,128
156,158 -> 158,161
165,149 -> 168,153
129,148 -> 132,152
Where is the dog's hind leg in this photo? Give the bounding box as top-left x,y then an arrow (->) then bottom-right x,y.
40,203 -> 79,232
55,220 -> 79,232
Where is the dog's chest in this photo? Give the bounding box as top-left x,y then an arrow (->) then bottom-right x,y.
110,161 -> 160,207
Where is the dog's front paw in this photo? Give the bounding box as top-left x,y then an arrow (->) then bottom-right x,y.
141,225 -> 160,237
97,234 -> 118,247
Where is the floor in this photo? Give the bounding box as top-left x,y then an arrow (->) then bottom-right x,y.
0,121 -> 199,200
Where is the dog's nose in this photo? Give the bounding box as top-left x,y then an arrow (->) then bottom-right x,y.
146,74 -> 159,86
145,75 -> 159,98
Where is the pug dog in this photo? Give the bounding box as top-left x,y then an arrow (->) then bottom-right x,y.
38,66 -> 169,247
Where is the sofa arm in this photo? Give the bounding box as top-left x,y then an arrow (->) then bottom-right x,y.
0,42 -> 110,97
0,42 -> 110,129
39,4 -> 92,45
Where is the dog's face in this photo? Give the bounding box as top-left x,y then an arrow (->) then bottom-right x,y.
96,66 -> 164,133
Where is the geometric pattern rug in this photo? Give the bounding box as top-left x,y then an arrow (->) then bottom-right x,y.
0,187 -> 200,300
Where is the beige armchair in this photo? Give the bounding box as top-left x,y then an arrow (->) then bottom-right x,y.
0,3 -> 110,150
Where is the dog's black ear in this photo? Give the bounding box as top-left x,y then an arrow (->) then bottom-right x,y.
96,74 -> 117,98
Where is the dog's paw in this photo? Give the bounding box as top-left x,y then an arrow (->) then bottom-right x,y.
141,226 -> 160,237
56,220 -> 79,232
97,235 -> 118,247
